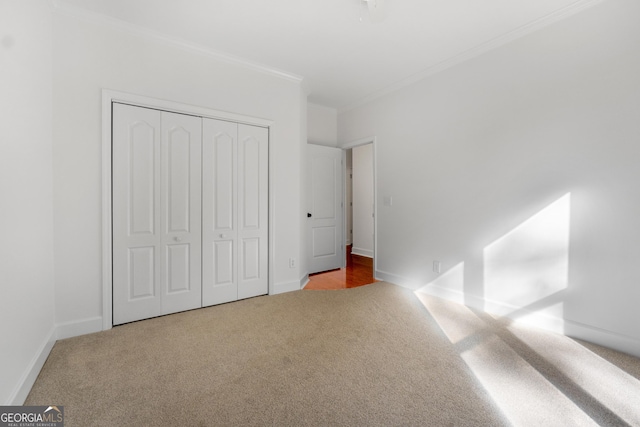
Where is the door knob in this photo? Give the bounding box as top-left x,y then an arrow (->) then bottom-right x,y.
307,213 -> 312,218
219,233 -> 225,238
174,237 -> 182,242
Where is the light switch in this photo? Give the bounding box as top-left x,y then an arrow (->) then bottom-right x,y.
383,196 -> 393,207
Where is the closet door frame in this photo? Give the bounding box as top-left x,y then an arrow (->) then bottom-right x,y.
102,89 -> 273,330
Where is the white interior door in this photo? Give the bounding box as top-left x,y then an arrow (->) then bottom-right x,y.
113,104 -> 201,325
237,124 -> 268,299
307,144 -> 344,274
159,111 -> 202,316
202,118 -> 238,306
202,119 -> 268,306
113,104 -> 162,325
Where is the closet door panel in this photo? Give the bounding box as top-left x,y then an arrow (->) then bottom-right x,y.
160,111 -> 202,315
129,247 -> 156,298
128,126 -> 155,236
166,126 -> 192,233
202,118 -> 239,306
166,244 -> 190,293
213,134 -> 235,231
241,238 -> 260,280
237,124 -> 268,300
113,104 -> 162,325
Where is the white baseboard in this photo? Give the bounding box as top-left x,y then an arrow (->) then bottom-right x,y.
375,269 -> 420,290
8,326 -> 56,405
56,316 -> 103,340
564,321 -> 640,358
351,247 -> 373,258
382,270 -> 640,358
7,316 -> 104,404
417,284 -> 640,358
300,274 -> 309,290
273,280 -> 301,295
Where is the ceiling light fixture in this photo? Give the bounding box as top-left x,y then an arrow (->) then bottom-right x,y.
360,0 -> 388,23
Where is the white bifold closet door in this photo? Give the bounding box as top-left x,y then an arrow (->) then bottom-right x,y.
113,103 -> 202,325
202,118 -> 268,306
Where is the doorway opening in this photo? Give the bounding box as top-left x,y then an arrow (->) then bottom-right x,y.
305,245 -> 376,290
347,143 -> 374,259
306,137 -> 377,290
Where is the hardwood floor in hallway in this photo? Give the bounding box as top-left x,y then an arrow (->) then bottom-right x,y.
305,246 -> 377,290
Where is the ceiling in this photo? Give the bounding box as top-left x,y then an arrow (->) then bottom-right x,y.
55,0 -> 600,110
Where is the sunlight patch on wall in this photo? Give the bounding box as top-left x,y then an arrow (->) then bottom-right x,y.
484,193 -> 570,319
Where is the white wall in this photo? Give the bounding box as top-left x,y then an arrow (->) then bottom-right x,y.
352,144 -> 374,258
338,0 -> 640,356
52,7 -> 305,330
307,102 -> 338,146
0,0 -> 56,404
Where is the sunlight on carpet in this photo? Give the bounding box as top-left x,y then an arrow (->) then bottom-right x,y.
415,291 -> 640,426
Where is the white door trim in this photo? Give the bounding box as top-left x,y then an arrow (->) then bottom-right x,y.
102,89 -> 273,330
340,136 -> 377,275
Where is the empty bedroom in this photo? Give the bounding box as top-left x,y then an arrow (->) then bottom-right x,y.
2,0 -> 640,425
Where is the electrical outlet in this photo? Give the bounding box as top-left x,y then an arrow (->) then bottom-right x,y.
289,258 -> 296,269
433,261 -> 441,274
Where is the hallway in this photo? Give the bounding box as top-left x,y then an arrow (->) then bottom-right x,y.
305,246 -> 376,290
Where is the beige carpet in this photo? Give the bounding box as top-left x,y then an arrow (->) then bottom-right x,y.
26,282 -> 640,426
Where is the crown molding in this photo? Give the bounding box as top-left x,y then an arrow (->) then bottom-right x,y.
50,0 -> 304,85
338,0 -> 605,113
